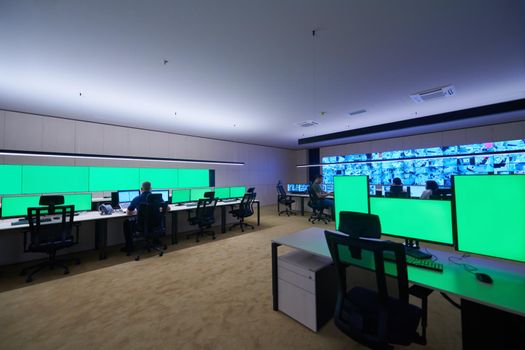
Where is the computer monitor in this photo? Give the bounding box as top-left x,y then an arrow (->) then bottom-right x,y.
151,189 -> 169,202
287,184 -> 308,193
409,185 -> 426,198
369,197 -> 453,245
118,190 -> 140,204
1,195 -> 41,218
229,186 -> 246,198
333,175 -> 370,229
453,175 -> 525,263
171,189 -> 190,203
63,193 -> 92,212
190,187 -> 213,201
214,187 -> 230,199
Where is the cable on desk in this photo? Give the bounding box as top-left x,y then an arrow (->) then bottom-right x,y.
423,247 -> 438,262
448,254 -> 478,275
440,292 -> 461,310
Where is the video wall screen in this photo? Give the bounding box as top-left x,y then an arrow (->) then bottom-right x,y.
322,139 -> 525,188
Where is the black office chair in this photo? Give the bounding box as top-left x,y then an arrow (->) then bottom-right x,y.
247,187 -> 255,193
307,186 -> 330,224
21,205 -> 80,282
338,211 -> 382,239
204,191 -> 215,199
133,194 -> 168,261
385,191 -> 409,198
187,197 -> 218,242
229,192 -> 256,232
277,183 -> 295,216
324,231 -> 433,349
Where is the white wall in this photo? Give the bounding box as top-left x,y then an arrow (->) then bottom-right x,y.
320,121 -> 525,158
0,109 -> 297,265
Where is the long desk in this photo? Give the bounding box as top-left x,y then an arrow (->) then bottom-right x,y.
271,228 -> 525,348
279,193 -> 334,216
0,199 -> 260,261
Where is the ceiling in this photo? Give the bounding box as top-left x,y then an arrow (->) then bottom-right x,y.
1,0 -> 524,149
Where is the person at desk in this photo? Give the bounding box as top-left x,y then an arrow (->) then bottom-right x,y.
122,181 -> 153,253
389,177 -> 404,193
421,180 -> 439,199
312,175 -> 334,208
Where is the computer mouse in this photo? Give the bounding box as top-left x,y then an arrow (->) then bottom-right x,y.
475,272 -> 493,284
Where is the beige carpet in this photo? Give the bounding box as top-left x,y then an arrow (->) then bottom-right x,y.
0,206 -> 461,349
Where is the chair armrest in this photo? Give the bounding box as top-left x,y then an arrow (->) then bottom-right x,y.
408,284 -> 433,300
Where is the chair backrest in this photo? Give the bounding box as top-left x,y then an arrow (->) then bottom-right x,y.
195,197 -> 218,226
137,194 -> 168,235
385,191 -> 409,198
276,184 -> 287,196
338,211 -> 382,239
27,205 -> 75,246
204,191 -> 215,199
307,185 -> 320,208
324,230 -> 409,306
238,192 -> 256,217
247,187 -> 255,193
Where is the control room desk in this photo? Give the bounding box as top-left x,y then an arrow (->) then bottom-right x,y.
279,193 -> 333,217
271,227 -> 525,349
0,199 -> 260,260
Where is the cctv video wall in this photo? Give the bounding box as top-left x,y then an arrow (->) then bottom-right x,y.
322,139 -> 525,189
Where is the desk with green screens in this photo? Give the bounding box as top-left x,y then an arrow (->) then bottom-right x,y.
454,175 -> 525,263
333,175 -> 369,229
1,194 -> 93,218
370,197 -> 453,245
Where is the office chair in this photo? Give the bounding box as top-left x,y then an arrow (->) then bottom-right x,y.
276,183 -> 295,216
229,192 -> 256,232
204,191 -> 215,199
307,186 -> 330,224
324,231 -> 433,349
133,193 -> 168,261
21,205 -> 80,283
338,211 -> 382,239
247,187 -> 255,193
385,191 -> 409,198
187,197 -> 218,242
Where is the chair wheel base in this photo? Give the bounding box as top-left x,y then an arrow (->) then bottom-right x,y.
26,277 -> 33,283
135,256 -> 140,261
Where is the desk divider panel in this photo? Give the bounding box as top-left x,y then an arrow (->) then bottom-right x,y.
333,175 -> 369,229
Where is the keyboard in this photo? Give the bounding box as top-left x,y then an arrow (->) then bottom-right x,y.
384,253 -> 443,272
11,218 -> 52,226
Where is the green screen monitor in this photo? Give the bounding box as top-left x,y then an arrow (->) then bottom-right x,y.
334,175 -> 370,229
370,197 -> 453,245
22,165 -> 90,194
151,189 -> 169,202
214,187 -> 230,199
63,193 -> 92,212
89,167 -> 140,192
1,196 -> 41,218
178,169 -> 210,188
454,175 -> 525,263
0,165 -> 22,195
229,186 -> 246,198
190,187 -> 213,201
171,189 -> 190,203
139,168 -> 178,189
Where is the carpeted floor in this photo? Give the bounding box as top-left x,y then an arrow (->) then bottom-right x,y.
0,206 -> 461,349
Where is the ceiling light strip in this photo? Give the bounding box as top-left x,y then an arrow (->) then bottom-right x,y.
0,149 -> 244,166
296,149 -> 525,168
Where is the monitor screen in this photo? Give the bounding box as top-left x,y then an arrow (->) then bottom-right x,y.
1,196 -> 41,218
333,175 -> 369,229
369,197 -> 453,244
63,193 -> 92,212
171,189 -> 190,203
214,187 -> 230,199
409,186 -> 426,198
151,190 -> 169,202
190,187 -> 213,201
118,190 -> 139,204
454,175 -> 525,263
229,186 -> 246,198
287,184 -> 308,193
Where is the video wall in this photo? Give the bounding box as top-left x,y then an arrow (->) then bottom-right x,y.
322,139 -> 525,189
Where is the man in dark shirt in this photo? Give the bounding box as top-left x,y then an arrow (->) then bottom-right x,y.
311,175 -> 334,217
122,181 -> 152,253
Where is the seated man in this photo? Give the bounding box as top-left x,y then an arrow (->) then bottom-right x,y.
311,174 -> 334,212
390,177 -> 404,193
122,181 -> 153,253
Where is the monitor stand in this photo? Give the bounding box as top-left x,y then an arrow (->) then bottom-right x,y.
404,239 -> 432,260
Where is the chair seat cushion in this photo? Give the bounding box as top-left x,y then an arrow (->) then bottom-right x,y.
29,236 -> 75,251
339,287 -> 422,345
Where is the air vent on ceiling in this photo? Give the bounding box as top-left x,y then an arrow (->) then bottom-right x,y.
410,85 -> 456,103
296,120 -> 319,127
349,109 -> 367,116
